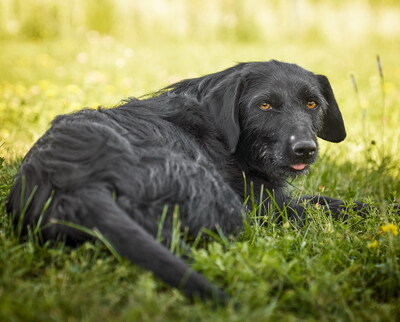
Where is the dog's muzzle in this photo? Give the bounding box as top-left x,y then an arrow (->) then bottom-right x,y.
287,131 -> 318,170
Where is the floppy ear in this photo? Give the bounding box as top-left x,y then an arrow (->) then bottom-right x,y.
316,75 -> 346,142
205,75 -> 244,154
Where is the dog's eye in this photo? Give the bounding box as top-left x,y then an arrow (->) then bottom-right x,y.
306,101 -> 317,109
259,103 -> 272,110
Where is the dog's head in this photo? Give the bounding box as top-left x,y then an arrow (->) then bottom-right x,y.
203,60 -> 346,178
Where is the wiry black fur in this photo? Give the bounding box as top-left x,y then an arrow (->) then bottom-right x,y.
7,60 -> 355,303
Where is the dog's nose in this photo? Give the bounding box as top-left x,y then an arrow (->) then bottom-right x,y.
292,140 -> 317,157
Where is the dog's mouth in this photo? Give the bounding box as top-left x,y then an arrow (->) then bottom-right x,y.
253,142 -> 316,176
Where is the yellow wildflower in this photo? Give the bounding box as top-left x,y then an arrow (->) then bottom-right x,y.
379,223 -> 399,236
367,240 -> 379,248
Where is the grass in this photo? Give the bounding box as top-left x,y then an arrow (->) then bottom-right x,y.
1,1 -> 400,321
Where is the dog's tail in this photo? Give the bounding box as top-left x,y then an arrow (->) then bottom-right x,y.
7,181 -> 228,304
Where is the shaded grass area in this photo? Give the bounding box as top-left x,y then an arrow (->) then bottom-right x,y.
1,2 -> 400,320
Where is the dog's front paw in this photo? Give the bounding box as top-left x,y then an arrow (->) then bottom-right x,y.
329,200 -> 371,218
300,195 -> 373,219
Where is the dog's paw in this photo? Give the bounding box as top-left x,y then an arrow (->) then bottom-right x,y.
300,195 -> 373,219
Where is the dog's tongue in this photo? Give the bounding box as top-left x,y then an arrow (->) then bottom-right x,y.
291,164 -> 306,171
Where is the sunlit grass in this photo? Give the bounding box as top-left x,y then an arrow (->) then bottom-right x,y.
0,1 -> 400,321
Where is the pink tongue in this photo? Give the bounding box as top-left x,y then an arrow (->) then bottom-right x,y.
291,164 -> 306,170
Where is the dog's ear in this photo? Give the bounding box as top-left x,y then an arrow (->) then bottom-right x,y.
316,75 -> 346,142
205,75 -> 244,154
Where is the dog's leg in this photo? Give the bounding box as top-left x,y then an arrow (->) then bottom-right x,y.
47,188 -> 228,304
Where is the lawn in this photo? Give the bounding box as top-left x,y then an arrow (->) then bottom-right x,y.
0,1 -> 400,321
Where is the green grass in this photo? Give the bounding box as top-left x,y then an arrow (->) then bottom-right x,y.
1,1 -> 400,321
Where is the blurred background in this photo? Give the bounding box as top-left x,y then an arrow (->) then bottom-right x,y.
1,0 -> 399,44
0,0 -> 400,167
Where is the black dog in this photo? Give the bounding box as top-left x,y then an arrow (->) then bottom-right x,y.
7,60 -> 355,302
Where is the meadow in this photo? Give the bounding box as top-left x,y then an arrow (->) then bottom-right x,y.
0,0 -> 400,320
